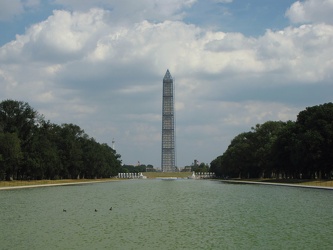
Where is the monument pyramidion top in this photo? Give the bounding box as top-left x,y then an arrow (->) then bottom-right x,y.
163,69 -> 173,81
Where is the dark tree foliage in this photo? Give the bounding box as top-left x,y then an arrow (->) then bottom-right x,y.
192,162 -> 209,173
0,132 -> 22,180
271,121 -> 299,178
120,164 -> 156,173
210,156 -> 222,177
211,103 -> 333,179
0,100 -> 122,180
0,100 -> 40,146
294,103 -> 333,178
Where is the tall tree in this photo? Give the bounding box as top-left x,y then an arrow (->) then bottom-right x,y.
58,123 -> 85,179
0,100 -> 41,179
271,121 -> 299,178
210,156 -> 222,177
0,99 -> 122,180
0,100 -> 41,146
25,121 -> 62,179
295,103 -> 333,178
219,132 -> 255,178
250,121 -> 286,178
0,132 -> 22,180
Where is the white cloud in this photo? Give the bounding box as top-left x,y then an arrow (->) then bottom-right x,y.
286,0 -> 333,24
24,8 -> 112,62
0,7 -> 332,167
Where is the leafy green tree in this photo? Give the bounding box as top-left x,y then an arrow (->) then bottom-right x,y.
218,132 -> 255,178
120,164 -> 146,173
232,132 -> 256,178
0,100 -> 41,146
0,100 -> 42,179
120,165 -> 135,173
80,137 -> 100,178
26,121 -> 62,179
81,138 -> 121,178
99,143 -> 121,177
210,156 -> 222,177
212,103 -> 333,180
271,121 -> 299,178
0,132 -> 22,180
295,103 -> 333,179
146,164 -> 156,172
212,121 -> 286,178
192,162 -> 209,173
0,99 -> 122,180
250,121 -> 286,177
58,123 -> 84,179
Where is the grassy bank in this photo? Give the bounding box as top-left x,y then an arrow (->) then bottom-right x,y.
0,178 -> 117,188
0,172 -> 193,188
230,178 -> 333,188
0,172 -> 196,188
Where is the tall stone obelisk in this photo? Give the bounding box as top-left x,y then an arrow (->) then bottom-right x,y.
161,69 -> 175,172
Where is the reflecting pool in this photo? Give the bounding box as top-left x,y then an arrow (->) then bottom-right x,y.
1,180 -> 332,249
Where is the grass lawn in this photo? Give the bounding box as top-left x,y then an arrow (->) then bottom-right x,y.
238,178 -> 333,188
0,172 -> 193,188
0,178 -> 116,188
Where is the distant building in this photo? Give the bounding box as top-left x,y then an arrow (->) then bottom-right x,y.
161,69 -> 175,172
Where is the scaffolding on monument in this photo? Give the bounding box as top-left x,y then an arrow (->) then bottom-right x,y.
161,69 -> 176,172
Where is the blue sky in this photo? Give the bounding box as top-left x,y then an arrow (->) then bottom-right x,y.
1,0 -> 296,45
0,0 -> 332,169
185,0 -> 296,35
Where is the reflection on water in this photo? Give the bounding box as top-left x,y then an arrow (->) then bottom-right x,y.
1,180 -> 332,249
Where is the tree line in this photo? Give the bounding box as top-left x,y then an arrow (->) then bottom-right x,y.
120,164 -> 156,173
210,103 -> 333,179
181,160 -> 210,173
0,100 -> 122,180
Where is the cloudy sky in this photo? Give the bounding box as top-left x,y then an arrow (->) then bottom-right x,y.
1,0 -> 332,169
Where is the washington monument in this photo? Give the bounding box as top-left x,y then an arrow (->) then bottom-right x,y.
161,69 -> 175,172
